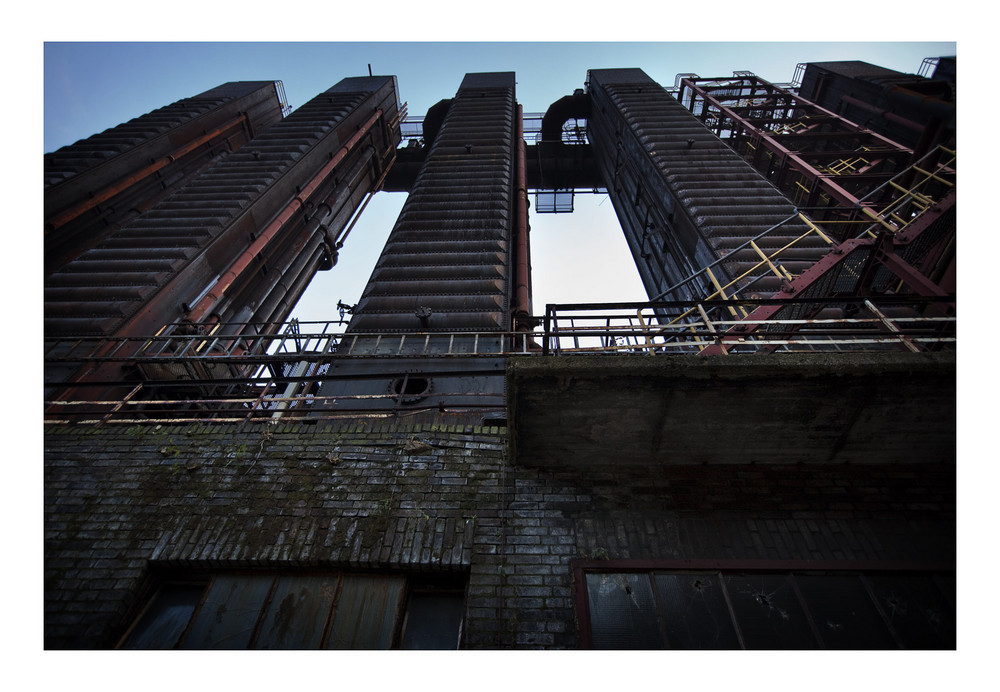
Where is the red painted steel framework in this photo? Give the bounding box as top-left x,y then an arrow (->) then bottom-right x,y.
671,73 -> 955,355
676,73 -> 920,223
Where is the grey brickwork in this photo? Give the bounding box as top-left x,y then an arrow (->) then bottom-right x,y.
44,421 -> 504,648
44,420 -> 954,649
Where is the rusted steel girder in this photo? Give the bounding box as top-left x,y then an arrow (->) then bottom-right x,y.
513,104 -> 532,328
679,76 -> 912,211
840,94 -> 926,134
697,192 -> 955,356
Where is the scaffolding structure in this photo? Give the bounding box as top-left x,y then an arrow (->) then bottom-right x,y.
676,73 -> 933,218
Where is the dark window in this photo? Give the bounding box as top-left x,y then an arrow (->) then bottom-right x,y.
118,571 -> 464,650
795,574 -> 898,649
117,583 -> 205,650
653,573 -> 741,649
325,574 -> 407,650
585,572 -> 662,649
181,573 -> 275,649
723,573 -> 816,649
865,573 -> 956,649
399,590 -> 466,649
534,190 -> 574,214
577,563 -> 954,650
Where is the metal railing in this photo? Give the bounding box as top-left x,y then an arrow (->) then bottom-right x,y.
273,80 -> 293,117
44,296 -> 954,425
44,320 -> 542,370
400,113 -> 587,145
919,57 -> 941,78
643,144 -> 955,314
542,297 -> 954,356
649,212 -> 834,309
45,299 -> 956,369
45,385 -> 508,426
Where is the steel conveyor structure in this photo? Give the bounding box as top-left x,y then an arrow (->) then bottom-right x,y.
586,68 -> 823,303
42,64 -> 956,424
45,76 -> 401,400
315,73 -> 519,421
44,81 -> 286,275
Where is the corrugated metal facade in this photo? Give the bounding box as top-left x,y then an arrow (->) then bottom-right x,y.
315,73 -> 516,418
587,68 -> 820,301
44,82 -> 284,274
347,72 -> 516,334
45,77 -> 399,340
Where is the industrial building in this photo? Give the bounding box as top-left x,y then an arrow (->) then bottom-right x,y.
43,56 -> 956,649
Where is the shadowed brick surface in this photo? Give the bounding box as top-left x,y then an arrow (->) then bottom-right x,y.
45,419 -> 953,649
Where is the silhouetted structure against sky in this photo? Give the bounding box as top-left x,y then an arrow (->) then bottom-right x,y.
44,55 -> 956,651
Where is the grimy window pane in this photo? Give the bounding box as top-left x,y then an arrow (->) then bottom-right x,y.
795,575 -> 897,649
326,574 -> 406,649
654,573 -> 741,649
586,572 -> 662,649
866,574 -> 956,649
724,574 -> 818,649
119,584 -> 205,649
253,575 -> 340,649
399,592 -> 465,649
181,574 -> 274,649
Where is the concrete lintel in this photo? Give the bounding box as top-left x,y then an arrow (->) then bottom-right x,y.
507,352 -> 955,469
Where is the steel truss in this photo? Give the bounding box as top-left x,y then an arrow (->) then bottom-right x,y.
676,73 -> 952,223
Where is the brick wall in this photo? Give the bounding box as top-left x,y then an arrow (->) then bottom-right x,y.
44,420 -> 506,648
44,421 -> 954,649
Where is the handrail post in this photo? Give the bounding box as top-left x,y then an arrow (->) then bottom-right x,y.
543,306 -> 552,356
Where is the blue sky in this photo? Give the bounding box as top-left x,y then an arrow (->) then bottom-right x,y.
44,42 -> 954,153
43,41 -> 956,321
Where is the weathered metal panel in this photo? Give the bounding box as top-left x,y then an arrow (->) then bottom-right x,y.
253,575 -> 340,649
587,68 -> 813,301
325,574 -> 406,649
181,574 -> 274,649
318,357 -> 505,413
119,584 -> 205,649
44,82 -> 283,273
346,72 -> 516,337
315,73 -> 516,415
45,76 -> 399,341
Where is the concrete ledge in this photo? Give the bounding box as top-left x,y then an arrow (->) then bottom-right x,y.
507,352 -> 955,468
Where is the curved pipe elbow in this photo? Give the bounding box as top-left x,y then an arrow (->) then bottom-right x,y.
540,91 -> 591,143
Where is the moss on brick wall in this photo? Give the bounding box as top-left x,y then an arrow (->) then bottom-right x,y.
44,420 -> 506,648
45,418 -> 955,650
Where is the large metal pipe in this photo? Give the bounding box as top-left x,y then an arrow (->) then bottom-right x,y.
185,108 -> 383,325
420,99 -> 452,149
540,90 -> 590,143
513,104 -> 532,328
45,114 -> 247,232
250,239 -> 328,330
883,86 -> 955,123
209,146 -> 376,328
840,95 -> 924,132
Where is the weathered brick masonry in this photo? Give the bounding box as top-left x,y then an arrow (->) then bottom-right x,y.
44,420 -> 954,649
44,421 -> 504,648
